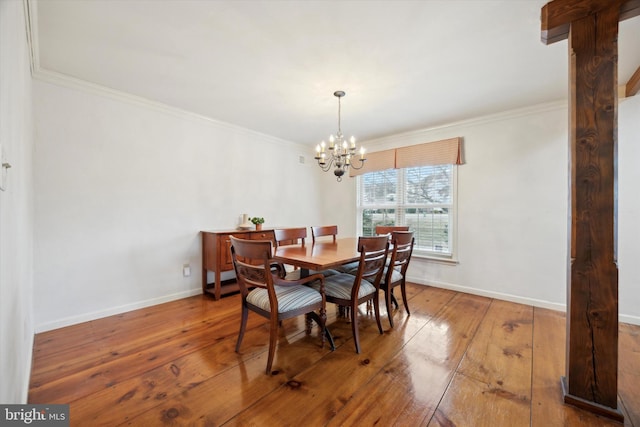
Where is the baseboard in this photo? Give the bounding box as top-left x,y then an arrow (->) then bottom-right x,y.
34,278 -> 640,333
22,334 -> 34,403
620,313 -> 640,326
34,288 -> 203,333
407,276 -> 640,326
408,275 -> 566,312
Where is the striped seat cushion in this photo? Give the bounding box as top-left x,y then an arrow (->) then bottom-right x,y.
247,285 -> 322,313
383,268 -> 404,285
309,273 -> 376,300
309,268 -> 341,277
335,261 -> 360,274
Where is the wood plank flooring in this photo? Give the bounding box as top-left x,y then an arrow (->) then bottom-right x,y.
29,283 -> 640,426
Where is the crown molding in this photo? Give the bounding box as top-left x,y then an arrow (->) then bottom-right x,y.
363,99 -> 569,150
24,3 -> 301,150
24,0 -> 39,74
34,69 -> 308,150
24,0 -> 304,152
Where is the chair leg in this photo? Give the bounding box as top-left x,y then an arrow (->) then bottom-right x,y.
385,288 -> 395,328
351,301 -> 361,353
266,315 -> 279,375
400,281 -> 410,316
391,290 -> 399,309
305,313 -> 313,334
373,294 -> 383,335
235,305 -> 249,352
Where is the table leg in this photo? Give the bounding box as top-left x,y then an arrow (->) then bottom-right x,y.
307,311 -> 335,351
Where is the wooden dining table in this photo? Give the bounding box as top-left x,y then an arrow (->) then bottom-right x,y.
273,237 -> 361,273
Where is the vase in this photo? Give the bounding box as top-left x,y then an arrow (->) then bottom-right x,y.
239,214 -> 252,230
255,223 -> 262,231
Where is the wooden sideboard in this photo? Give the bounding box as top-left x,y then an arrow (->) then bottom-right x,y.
201,228 -> 275,299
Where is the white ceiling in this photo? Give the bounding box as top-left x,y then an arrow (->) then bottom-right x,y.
32,0 -> 640,145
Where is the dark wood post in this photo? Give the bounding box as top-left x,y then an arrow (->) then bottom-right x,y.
541,0 -> 640,421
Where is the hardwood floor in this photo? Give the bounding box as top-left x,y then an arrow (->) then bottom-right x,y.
29,283 -> 639,426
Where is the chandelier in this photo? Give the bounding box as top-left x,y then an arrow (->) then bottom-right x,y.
314,91 -> 366,181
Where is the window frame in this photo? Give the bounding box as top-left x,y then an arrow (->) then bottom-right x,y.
356,165 -> 458,261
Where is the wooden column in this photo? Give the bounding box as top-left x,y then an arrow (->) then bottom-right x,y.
541,0 -> 640,421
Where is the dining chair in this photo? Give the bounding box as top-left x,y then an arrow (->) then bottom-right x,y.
308,235 -> 389,353
274,227 -> 307,247
274,227 -> 306,278
311,225 -> 338,243
379,231 -> 415,327
230,236 -> 329,374
375,225 -> 410,236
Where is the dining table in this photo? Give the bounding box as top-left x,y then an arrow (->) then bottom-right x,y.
272,237 -> 361,273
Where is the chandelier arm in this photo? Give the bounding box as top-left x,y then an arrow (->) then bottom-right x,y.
317,156 -> 336,172
348,159 -> 367,170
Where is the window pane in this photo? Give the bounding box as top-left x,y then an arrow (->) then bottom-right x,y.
405,165 -> 452,204
358,164 -> 455,256
362,169 -> 397,205
405,207 -> 450,253
362,209 -> 397,236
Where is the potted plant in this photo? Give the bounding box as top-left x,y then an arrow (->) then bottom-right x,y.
249,217 -> 265,230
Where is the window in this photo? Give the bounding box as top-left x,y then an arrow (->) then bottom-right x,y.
358,164 -> 456,257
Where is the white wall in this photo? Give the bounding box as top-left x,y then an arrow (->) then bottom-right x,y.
32,77 -> 329,331
618,94 -> 640,322
30,63 -> 640,333
363,99 -> 640,324
0,0 -> 35,403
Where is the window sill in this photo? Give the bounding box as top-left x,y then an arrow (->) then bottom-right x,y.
412,252 -> 459,265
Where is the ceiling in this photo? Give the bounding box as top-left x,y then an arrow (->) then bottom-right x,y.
31,0 -> 640,146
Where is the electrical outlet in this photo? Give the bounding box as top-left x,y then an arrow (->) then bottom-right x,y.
182,264 -> 191,277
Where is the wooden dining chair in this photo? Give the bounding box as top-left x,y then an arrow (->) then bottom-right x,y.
230,236 -> 329,374
379,231 -> 415,327
274,227 -> 307,247
274,227 -> 306,277
375,225 -> 410,236
311,225 -> 338,243
308,235 -> 389,353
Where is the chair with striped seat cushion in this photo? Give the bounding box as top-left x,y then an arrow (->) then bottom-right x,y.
246,285 -> 322,313
380,231 -> 415,327
230,236 -> 329,374
308,235 -> 389,353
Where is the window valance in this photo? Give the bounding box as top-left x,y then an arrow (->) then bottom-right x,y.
350,137 -> 464,177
